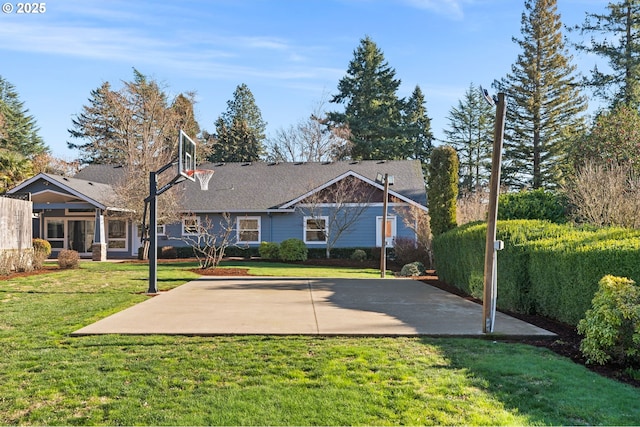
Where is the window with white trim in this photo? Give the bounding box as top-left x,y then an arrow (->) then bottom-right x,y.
304,216 -> 328,243
237,217 -> 261,243
107,219 -> 127,251
182,216 -> 200,235
45,219 -> 65,249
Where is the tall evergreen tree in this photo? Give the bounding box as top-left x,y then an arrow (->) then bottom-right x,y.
0,148 -> 32,193
171,93 -> 200,141
573,1 -> 640,109
496,0 -> 587,189
0,75 -> 47,158
207,83 -> 266,162
428,146 -> 459,237
444,83 -> 494,191
328,36 -> 406,160
403,85 -> 434,166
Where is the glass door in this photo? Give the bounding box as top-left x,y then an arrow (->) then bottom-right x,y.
68,220 -> 95,255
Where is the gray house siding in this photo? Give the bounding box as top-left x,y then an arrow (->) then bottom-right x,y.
160,207 -> 414,250
9,161 -> 427,259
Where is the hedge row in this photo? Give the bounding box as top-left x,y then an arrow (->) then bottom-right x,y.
432,220 -> 640,325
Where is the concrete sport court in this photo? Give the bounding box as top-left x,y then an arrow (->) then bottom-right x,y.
72,277 -> 554,337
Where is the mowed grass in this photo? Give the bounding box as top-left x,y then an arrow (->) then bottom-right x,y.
0,261 -> 639,425
216,259 -> 385,278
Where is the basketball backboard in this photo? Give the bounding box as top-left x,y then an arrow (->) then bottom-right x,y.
178,130 -> 196,182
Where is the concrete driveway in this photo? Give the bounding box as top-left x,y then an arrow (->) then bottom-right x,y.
72,277 -> 554,337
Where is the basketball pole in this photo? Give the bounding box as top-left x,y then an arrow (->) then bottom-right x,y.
482,92 -> 506,333
148,170 -> 159,294
145,160 -> 183,295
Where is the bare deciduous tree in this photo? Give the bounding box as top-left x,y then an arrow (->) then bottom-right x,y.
172,213 -> 235,269
564,162 -> 640,228
394,203 -> 433,268
456,188 -> 489,225
31,153 -> 80,177
298,175 -> 376,258
266,97 -> 352,162
69,70 -> 200,228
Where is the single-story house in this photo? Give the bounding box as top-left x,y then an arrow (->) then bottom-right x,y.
7,159 -> 428,259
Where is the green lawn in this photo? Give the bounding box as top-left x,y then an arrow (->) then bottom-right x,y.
0,261 -> 639,425
216,259 -> 386,278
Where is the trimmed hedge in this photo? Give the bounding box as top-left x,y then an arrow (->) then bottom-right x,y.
433,220 -> 640,325
498,189 -> 568,223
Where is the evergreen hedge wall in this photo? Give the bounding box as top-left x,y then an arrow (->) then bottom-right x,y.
432,220 -> 640,325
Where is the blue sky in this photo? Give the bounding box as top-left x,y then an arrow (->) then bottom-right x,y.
2,0 -> 606,158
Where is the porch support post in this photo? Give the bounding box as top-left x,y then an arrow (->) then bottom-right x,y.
92,209 -> 107,261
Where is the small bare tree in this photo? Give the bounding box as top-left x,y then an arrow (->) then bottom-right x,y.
172,213 -> 235,269
299,175 -> 376,258
394,204 -> 433,268
564,162 -> 640,228
266,96 -> 352,162
456,187 -> 489,225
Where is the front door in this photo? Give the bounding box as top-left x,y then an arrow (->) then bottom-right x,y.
68,220 -> 95,255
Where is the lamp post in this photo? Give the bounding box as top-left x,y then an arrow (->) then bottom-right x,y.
480,88 -> 507,333
376,173 -> 394,278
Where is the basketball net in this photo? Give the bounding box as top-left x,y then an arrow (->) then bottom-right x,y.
187,169 -> 214,190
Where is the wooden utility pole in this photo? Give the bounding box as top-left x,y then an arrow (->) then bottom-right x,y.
380,174 -> 389,278
482,92 -> 506,333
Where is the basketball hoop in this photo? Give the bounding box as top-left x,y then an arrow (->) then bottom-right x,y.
186,169 -> 215,190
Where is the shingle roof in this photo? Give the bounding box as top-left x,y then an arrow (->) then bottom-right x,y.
73,160 -> 427,212
8,173 -> 119,209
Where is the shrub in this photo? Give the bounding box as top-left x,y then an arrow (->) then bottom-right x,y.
498,189 -> 567,223
428,145 -> 459,236
564,162 -> 640,228
350,249 -> 367,261
57,249 -> 80,269
160,246 -> 177,259
399,262 -> 425,277
32,238 -> 51,269
393,236 -> 431,267
32,238 -> 52,256
259,241 -> 280,260
278,238 -> 308,261
578,275 -> 640,366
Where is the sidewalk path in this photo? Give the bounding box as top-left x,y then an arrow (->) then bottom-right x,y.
72,277 -> 554,337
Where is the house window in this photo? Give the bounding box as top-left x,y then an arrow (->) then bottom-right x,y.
182,216 -> 200,235
45,219 -> 65,249
107,219 -> 127,251
304,216 -> 328,243
157,225 -> 166,236
237,217 -> 260,243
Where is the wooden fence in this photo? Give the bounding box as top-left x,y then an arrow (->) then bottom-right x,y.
0,196 -> 33,250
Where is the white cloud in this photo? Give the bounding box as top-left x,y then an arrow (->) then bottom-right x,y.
402,0 -> 465,19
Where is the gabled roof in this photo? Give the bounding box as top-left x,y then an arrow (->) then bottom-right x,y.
8,173 -> 119,210
181,160 -> 426,212
279,170 -> 425,210
47,160 -> 427,213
